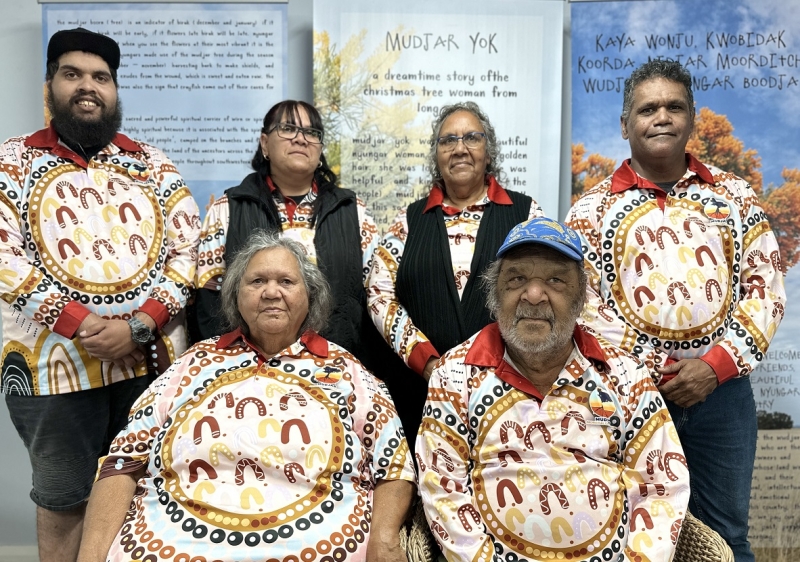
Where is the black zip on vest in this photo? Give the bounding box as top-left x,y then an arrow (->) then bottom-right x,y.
197,172 -> 366,362
395,189 -> 532,355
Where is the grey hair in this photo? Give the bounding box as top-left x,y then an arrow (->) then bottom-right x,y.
219,231 -> 332,337
426,101 -> 507,185
621,59 -> 694,122
481,249 -> 588,318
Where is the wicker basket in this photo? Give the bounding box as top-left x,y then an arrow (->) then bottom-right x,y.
400,500 -> 438,562
400,504 -> 732,562
674,511 -> 734,562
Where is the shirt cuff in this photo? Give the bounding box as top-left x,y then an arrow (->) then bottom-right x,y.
52,301 -> 92,338
96,455 -> 148,481
139,299 -> 170,331
408,341 -> 439,376
700,346 -> 739,384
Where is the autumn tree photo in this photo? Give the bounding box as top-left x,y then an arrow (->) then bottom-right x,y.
760,168 -> 800,271
572,107 -> 800,270
686,107 -> 763,194
571,143 -> 616,203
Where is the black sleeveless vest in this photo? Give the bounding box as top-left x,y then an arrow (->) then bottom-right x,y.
215,173 -> 367,361
395,189 -> 532,354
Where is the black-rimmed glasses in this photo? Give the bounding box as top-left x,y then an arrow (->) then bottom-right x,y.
269,123 -> 324,144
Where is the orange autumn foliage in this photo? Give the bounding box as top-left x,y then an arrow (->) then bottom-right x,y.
761,168 -> 800,271
571,143 -> 616,204
686,107 -> 763,194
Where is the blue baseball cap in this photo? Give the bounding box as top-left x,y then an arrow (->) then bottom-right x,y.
496,217 -> 583,261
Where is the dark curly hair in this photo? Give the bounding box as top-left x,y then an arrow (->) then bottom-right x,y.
622,59 -> 694,122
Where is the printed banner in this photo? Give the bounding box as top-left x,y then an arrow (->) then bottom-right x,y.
571,0 -> 800,549
571,0 -> 800,426
43,2 -> 288,215
313,0 -> 564,228
750,429 -> 800,547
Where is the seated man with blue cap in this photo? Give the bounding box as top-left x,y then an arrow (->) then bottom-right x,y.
416,217 -> 690,562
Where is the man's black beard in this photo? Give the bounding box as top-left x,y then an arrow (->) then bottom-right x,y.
47,86 -> 123,150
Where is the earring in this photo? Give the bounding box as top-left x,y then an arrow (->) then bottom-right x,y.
263,153 -> 269,161
317,161 -> 322,169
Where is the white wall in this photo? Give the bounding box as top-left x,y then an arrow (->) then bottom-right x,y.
0,0 -> 48,544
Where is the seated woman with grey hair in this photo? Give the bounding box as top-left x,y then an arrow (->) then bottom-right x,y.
76,232 -> 416,562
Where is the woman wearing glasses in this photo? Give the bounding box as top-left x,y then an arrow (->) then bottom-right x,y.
367,101 -> 544,440
193,100 -> 387,370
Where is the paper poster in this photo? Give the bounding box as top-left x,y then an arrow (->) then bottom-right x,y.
571,0 -> 800,427
43,2 -> 288,214
749,429 -> 800,548
314,0 -> 564,228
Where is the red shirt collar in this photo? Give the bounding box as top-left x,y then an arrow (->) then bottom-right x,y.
266,175 -> 318,194
423,174 -> 512,214
610,153 -> 715,194
464,323 -> 608,397
25,125 -> 142,168
216,328 -> 329,361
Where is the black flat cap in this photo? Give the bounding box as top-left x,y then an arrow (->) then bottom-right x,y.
47,27 -> 120,70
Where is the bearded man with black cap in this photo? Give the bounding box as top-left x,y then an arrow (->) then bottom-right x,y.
0,28 -> 200,561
